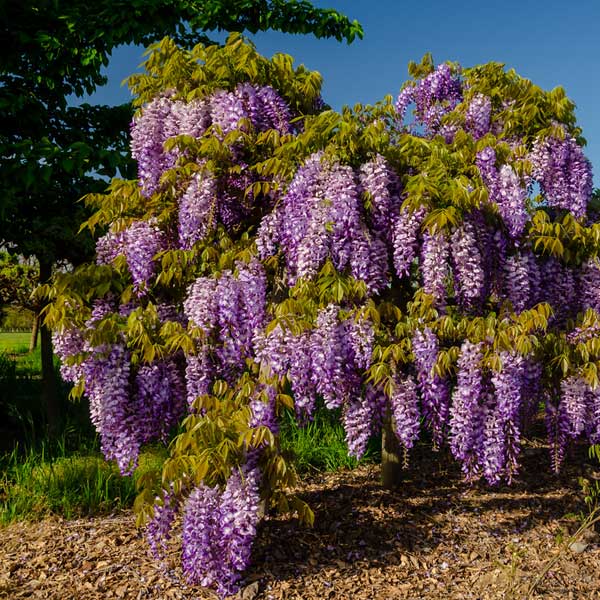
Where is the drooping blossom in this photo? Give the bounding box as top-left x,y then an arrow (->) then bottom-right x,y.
421,229 -> 450,307
182,466 -> 261,596
412,327 -> 450,446
451,219 -> 486,310
449,340 -> 485,479
465,93 -> 492,139
530,133 -> 593,219
390,374 -> 421,450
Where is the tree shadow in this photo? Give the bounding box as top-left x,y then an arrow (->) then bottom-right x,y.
248,438 -> 592,588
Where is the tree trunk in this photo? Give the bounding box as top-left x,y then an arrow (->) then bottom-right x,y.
38,258 -> 59,435
381,414 -> 404,489
29,312 -> 40,351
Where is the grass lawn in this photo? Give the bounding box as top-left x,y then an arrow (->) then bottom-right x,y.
0,332 -> 30,352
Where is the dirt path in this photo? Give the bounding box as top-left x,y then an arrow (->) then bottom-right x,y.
2,445 -> 600,599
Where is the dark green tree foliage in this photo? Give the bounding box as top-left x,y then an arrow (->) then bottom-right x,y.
0,252 -> 38,308
0,0 -> 362,431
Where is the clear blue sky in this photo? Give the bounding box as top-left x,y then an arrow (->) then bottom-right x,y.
90,0 -> 600,185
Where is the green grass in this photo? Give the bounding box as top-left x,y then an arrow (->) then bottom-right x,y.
0,332 -> 30,351
0,436 -> 167,525
279,407 -> 378,473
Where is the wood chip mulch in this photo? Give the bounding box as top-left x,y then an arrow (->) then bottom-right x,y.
2,443 -> 600,600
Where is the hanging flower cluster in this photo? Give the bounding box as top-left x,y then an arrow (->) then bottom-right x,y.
257,153 -> 394,293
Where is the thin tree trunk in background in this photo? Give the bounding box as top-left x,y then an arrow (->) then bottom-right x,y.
29,312 -> 40,351
381,414 -> 403,489
38,258 -> 59,435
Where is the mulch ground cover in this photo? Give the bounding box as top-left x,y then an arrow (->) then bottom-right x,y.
2,440 -> 600,600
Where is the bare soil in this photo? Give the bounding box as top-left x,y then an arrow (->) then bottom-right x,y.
2,442 -> 600,600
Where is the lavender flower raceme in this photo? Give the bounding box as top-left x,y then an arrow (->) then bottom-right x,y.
182,467 -> 261,597
392,205 -> 427,277
184,260 -> 267,395
311,305 -> 360,410
391,374 -> 421,450
451,220 -> 486,310
52,326 -> 86,384
343,392 -> 375,459
359,154 -> 402,236
397,63 -> 463,135
412,327 -> 450,447
465,93 -> 492,139
130,96 -> 178,196
146,489 -> 180,559
134,359 -> 186,444
122,220 -> 164,292
178,166 -> 217,249
449,340 -> 485,478
258,153 -> 389,293
476,147 -> 528,239
421,229 -> 450,307
483,352 -> 524,484
579,259 -> 600,313
530,132 -> 594,218
182,483 -> 223,589
560,376 -> 589,438
503,252 -> 531,313
82,343 -> 138,474
545,397 -> 570,473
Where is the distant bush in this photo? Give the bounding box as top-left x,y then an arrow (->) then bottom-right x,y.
0,305 -> 34,331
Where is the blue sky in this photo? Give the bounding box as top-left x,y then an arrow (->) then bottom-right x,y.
91,0 -> 600,185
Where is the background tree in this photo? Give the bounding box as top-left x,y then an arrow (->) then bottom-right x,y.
0,0 -> 363,432
0,252 -> 39,349
45,37 -> 600,595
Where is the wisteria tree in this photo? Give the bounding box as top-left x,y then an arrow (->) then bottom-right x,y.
44,37 -> 600,596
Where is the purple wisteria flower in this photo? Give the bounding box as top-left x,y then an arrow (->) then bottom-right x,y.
178,165 -> 217,249
451,220 -> 486,310
52,326 -> 86,384
146,488 -> 180,559
184,260 -> 267,400
130,96 -> 178,196
503,252 -> 531,313
396,63 -> 463,135
465,94 -> 492,139
311,305 -> 361,409
449,340 -> 485,479
82,343 -> 138,474
343,392 -> 375,459
359,154 -> 402,236
134,359 -> 186,443
560,375 -> 589,438
249,385 -> 279,434
483,352 -> 524,484
392,205 -> 427,278
545,398 -> 570,473
182,466 -> 261,597
412,327 -> 450,447
530,132 -> 593,219
259,152 -> 389,293
421,229 -> 450,307
578,259 -> 600,313
476,147 -> 528,239
122,220 -> 165,292
391,374 -> 421,450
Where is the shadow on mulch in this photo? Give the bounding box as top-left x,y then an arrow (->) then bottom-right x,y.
249,437 -> 595,594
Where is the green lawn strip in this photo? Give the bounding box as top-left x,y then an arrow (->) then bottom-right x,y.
0,442 -> 168,525
0,332 -> 30,352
